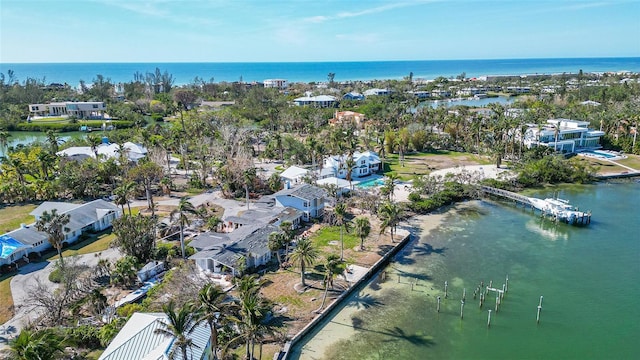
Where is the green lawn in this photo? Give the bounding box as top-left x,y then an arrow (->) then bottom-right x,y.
48,231 -> 116,260
614,154 -> 640,171
0,204 -> 37,233
0,275 -> 13,324
311,226 -> 359,251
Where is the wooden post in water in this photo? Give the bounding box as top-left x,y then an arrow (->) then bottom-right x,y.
539,296 -> 544,307
487,310 -> 492,328
460,300 -> 465,319
537,305 -> 542,324
463,288 -> 466,302
505,275 -> 509,292
444,281 -> 448,299
502,284 -> 506,299
437,296 -> 441,313
495,295 -> 499,312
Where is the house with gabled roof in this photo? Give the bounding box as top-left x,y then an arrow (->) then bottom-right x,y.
99,312 -> 212,360
322,151 -> 381,179
273,184 -> 326,221
1,199 -> 121,268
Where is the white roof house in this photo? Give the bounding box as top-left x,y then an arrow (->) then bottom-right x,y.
323,150 -> 382,179
363,88 -> 390,97
524,119 -> 606,153
279,165 -> 310,185
99,312 -> 211,360
293,95 -> 338,108
57,141 -> 147,162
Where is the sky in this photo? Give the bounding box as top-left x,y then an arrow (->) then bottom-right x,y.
1,0 -> 639,63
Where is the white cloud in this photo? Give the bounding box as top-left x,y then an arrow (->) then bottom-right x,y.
335,33 -> 379,44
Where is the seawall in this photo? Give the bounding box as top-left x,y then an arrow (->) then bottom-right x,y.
279,228 -> 413,360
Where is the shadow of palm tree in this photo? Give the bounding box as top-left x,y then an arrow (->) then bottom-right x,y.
349,293 -> 384,310
375,244 -> 395,257
380,326 -> 436,347
412,243 -> 447,256
330,320 -> 436,347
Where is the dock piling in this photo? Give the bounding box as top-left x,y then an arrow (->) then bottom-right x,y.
537,305 -> 542,324
437,296 -> 441,313
488,310 -> 492,328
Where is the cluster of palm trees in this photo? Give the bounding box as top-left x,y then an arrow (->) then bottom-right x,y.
153,278 -> 274,360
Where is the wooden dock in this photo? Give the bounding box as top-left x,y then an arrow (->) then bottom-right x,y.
481,186 -> 533,207
481,186 -> 591,226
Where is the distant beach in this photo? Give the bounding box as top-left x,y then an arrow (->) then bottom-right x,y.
1,57 -> 639,85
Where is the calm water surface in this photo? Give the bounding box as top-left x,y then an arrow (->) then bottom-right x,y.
292,181 -> 640,359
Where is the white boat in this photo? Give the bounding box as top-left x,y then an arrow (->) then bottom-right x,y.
528,197 -> 590,225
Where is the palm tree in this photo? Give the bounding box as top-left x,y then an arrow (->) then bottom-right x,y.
114,181 -> 136,215
318,254 -> 342,311
378,201 -> 401,243
344,157 -> 356,190
289,236 -> 318,287
334,203 -> 350,261
8,329 -> 63,360
171,197 -> 199,259
383,172 -> 400,201
227,275 -> 272,360
354,216 -> 371,250
243,168 -> 256,211
87,134 -> 102,159
268,231 -> 286,268
156,300 -> 201,360
198,283 -> 230,360
279,221 -> 295,259
35,209 -> 70,266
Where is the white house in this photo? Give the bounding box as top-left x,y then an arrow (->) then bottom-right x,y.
363,88 -> 390,97
293,95 -> 338,108
1,200 -> 121,267
524,119 -> 605,153
322,151 -> 381,179
263,79 -> 288,90
279,165 -> 310,186
274,184 -> 326,221
28,101 -> 106,119
57,141 -> 147,163
99,312 -> 212,360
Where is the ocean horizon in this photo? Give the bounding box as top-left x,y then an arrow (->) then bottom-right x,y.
1,57 -> 639,86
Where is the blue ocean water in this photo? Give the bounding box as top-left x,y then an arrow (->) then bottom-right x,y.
1,57 -> 639,85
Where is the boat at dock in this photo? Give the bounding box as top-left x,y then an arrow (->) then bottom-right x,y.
481,186 -> 591,226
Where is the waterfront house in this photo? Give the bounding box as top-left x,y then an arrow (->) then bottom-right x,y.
409,90 -> 431,99
274,184 -> 326,221
1,199 -> 121,267
293,95 -> 338,108
322,151 -> 381,179
28,101 -> 106,119
190,224 -> 277,276
99,312 -> 212,360
524,119 -> 605,153
57,141 -> 147,163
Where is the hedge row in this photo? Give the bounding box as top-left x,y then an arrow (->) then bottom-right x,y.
15,120 -> 135,132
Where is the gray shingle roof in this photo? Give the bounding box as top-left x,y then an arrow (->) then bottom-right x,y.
31,199 -> 119,234
274,184 -> 326,201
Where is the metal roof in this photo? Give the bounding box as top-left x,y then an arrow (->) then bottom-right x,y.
99,312 -> 210,360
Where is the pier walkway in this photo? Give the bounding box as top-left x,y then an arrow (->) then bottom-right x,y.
480,186 -> 532,206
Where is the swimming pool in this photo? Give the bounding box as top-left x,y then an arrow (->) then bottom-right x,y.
580,150 -> 616,159
356,178 -> 386,188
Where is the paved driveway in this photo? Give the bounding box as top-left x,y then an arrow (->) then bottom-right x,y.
0,248 -> 122,347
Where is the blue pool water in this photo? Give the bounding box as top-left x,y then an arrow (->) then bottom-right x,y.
356,178 -> 385,188
580,150 -> 616,158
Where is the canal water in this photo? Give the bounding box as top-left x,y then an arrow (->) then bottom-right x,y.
291,181 -> 640,359
0,131 -> 86,157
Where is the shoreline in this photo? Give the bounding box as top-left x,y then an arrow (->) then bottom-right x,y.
283,208 -> 454,359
